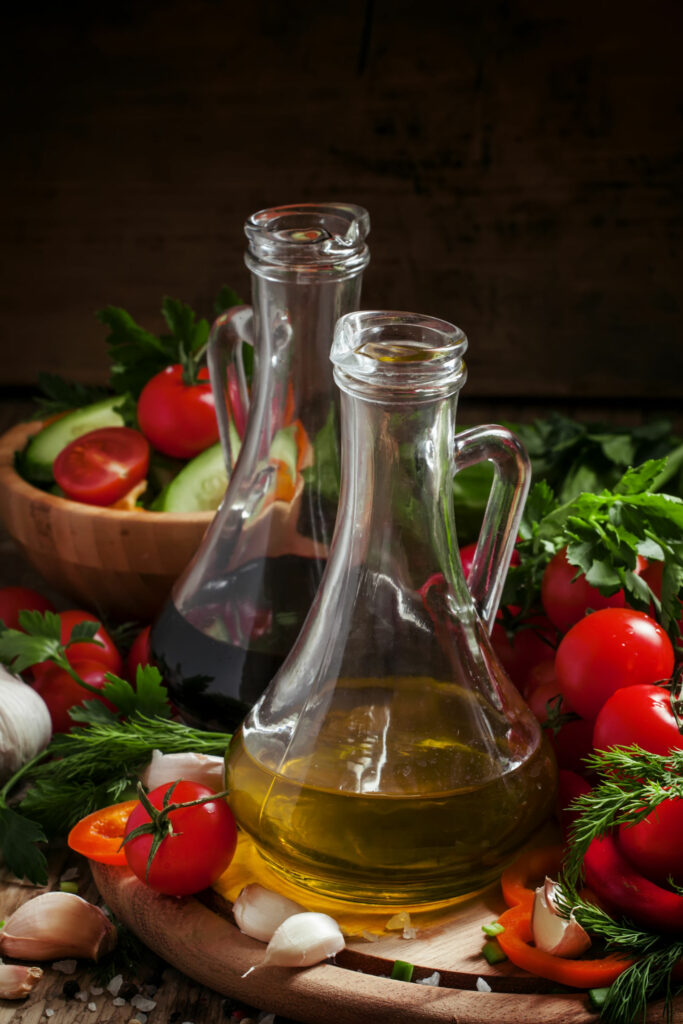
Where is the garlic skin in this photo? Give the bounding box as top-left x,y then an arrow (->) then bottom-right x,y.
0,667 -> 52,780
233,884 -> 306,942
0,963 -> 43,999
262,911 -> 345,967
0,892 -> 117,961
531,876 -> 591,957
139,749 -> 225,792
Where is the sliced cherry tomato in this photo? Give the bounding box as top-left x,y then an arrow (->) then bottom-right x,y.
32,610 -> 123,680
618,797 -> 683,889
32,659 -> 117,732
0,586 -> 55,630
555,608 -> 674,720
137,364 -> 219,459
592,683 -> 683,757
53,427 -> 149,507
68,800 -> 138,864
123,781 -> 237,895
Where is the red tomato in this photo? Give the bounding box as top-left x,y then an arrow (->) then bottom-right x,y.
618,798 -> 683,888
592,683 -> 683,757
32,610 -> 123,680
541,548 -> 642,635
137,364 -> 219,459
521,657 -> 557,702
526,681 -> 594,774
554,608 -> 674,720
127,624 -> 153,682
32,659 -> 116,732
556,769 -> 592,842
68,800 -> 137,865
491,614 -> 558,691
459,541 -> 521,580
53,427 -> 149,507
123,781 -> 237,895
0,586 -> 55,630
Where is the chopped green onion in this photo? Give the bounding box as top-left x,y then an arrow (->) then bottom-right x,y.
482,940 -> 508,965
481,921 -> 505,937
589,987 -> 610,1010
390,959 -> 415,982
59,881 -> 79,894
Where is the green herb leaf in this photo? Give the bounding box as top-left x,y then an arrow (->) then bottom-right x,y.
33,373 -> 112,419
214,285 -> 243,316
0,806 -> 48,884
98,305 -> 172,398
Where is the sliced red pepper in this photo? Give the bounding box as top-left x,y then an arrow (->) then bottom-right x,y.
496,903 -> 635,989
500,843 -> 565,910
67,800 -> 138,865
583,833 -> 683,935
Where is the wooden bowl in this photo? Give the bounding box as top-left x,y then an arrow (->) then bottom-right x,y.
0,420 -> 215,621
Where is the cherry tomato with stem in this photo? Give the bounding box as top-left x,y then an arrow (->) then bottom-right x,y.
137,365 -> 219,459
53,427 -> 149,507
123,781 -> 237,896
68,800 -> 138,865
32,659 -> 117,732
555,608 -> 674,720
0,586 -> 55,630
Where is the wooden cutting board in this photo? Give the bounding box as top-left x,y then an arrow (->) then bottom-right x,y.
91,860 -> 682,1024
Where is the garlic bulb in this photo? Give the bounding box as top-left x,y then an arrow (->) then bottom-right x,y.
233,884 -> 306,942
531,877 -> 591,957
262,912 -> 345,967
0,963 -> 43,999
0,892 -> 117,961
139,749 -> 225,792
0,667 -> 51,781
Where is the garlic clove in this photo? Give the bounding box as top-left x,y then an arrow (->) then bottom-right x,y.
261,912 -> 345,967
233,884 -> 306,942
139,749 -> 226,793
0,963 -> 43,999
531,877 -> 591,957
0,892 -> 117,962
0,668 -> 52,781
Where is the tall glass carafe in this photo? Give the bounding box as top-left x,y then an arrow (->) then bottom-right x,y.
151,204 -> 371,730
227,311 -> 556,907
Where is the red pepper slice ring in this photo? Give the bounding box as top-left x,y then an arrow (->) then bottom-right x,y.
68,800 -> 138,865
496,903 -> 636,989
500,843 -> 565,910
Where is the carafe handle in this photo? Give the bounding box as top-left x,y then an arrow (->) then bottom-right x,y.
207,305 -> 253,475
453,425 -> 531,632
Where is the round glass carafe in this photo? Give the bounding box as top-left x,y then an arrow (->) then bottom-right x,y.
227,311 -> 557,907
151,204 -> 370,731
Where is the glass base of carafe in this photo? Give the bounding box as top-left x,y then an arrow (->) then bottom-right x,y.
227,729 -> 557,907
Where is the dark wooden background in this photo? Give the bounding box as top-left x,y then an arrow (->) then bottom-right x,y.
2,0 -> 682,418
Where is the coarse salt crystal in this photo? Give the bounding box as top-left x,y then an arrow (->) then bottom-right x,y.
87,1002 -> 97,1011
402,926 -> 417,939
386,911 -> 412,931
89,985 -> 103,995
75,991 -> 88,1002
476,976 -> 492,993
134,1014 -> 148,1024
106,974 -> 123,996
112,997 -> 127,1006
45,1011 -> 54,1018
52,959 -> 77,974
416,971 -> 441,986
131,994 -> 157,1012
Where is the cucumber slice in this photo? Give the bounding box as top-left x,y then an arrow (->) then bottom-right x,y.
162,421 -> 240,513
268,423 -> 299,479
23,396 -> 129,484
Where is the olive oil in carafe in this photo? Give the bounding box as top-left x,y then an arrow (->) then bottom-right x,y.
227,677 -> 556,906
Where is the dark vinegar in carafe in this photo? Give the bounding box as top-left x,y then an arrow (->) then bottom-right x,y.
151,554 -> 325,731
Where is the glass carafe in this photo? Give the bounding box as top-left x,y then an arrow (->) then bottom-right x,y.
151,204 -> 371,730
227,311 -> 556,907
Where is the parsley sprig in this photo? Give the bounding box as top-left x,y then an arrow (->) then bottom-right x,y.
503,458 -> 683,642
